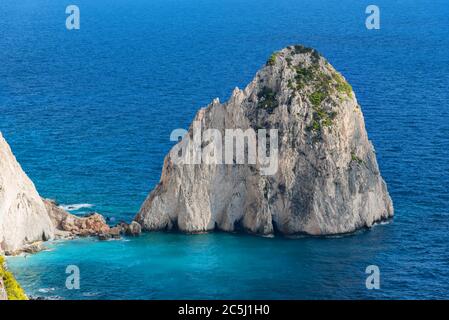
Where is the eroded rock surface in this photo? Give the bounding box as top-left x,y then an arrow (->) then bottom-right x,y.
135,45 -> 393,236
44,199 -> 142,241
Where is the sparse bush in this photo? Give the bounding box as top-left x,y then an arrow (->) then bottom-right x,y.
311,50 -> 321,63
293,45 -> 313,55
310,91 -> 326,107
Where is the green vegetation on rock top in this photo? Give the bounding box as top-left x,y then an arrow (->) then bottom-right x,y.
267,52 -> 278,66
308,90 -> 336,133
0,256 -> 28,300
310,91 -> 326,108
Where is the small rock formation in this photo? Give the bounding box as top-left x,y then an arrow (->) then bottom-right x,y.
0,256 -> 28,300
126,221 -> 142,236
0,133 -> 54,254
135,45 -> 393,236
0,277 -> 7,300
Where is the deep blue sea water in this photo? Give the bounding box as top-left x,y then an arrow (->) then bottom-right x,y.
1,0 -> 449,299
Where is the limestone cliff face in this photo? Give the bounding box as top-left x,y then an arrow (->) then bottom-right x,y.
135,45 -> 393,236
0,133 -> 54,253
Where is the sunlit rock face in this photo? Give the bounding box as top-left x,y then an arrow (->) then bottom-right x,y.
135,45 -> 393,236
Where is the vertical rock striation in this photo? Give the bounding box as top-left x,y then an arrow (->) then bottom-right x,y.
135,45 -> 393,236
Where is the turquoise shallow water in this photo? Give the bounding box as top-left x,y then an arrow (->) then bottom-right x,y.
2,0 -> 449,299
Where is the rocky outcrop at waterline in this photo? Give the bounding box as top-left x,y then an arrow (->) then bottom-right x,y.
0,132 -> 141,255
0,133 -> 55,254
135,45 -> 393,236
44,199 -> 142,241
44,199 -> 111,239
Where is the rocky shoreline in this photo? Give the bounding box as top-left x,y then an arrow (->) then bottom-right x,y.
0,256 -> 27,300
1,45 -> 393,255
2,199 -> 142,256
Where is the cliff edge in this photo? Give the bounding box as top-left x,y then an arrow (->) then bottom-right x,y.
0,133 -> 120,255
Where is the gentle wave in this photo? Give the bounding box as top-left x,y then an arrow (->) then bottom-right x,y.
60,203 -> 94,211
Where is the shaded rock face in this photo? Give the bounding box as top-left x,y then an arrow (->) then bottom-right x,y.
0,133 -> 122,254
114,221 -> 142,236
135,45 -> 393,236
0,133 -> 54,254
0,278 -> 7,300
